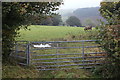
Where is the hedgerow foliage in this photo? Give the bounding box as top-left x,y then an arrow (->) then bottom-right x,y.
93,1 -> 120,78
95,24 -> 120,78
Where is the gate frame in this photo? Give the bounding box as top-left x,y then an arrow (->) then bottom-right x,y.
15,40 -> 106,70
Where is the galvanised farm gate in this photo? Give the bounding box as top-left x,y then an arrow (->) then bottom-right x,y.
12,40 -> 106,70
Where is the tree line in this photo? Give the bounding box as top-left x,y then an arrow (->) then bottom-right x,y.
38,15 -> 95,27
32,14 -> 62,26
32,14 -> 82,27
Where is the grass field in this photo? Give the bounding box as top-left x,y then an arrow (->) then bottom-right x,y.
17,25 -> 97,41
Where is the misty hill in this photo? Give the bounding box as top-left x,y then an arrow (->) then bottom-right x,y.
58,7 -> 106,26
73,7 -> 100,18
73,7 -> 106,26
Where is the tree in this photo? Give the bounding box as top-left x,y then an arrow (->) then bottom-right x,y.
51,14 -> 62,26
40,16 -> 53,25
99,1 -> 120,24
36,14 -> 62,26
2,2 -> 63,61
66,16 -> 82,27
94,1 -> 120,78
38,14 -> 62,26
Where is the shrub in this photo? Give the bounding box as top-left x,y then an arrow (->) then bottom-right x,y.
94,24 -> 120,78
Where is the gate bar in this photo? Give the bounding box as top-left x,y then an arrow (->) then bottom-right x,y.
31,46 -> 101,50
31,40 -> 98,43
37,66 -> 94,71
32,59 -> 104,64
36,63 -> 102,68
32,56 -> 106,61
31,52 -> 106,57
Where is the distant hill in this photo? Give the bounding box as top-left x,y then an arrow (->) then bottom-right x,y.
73,7 -> 100,18
73,7 -> 106,26
57,7 -> 106,26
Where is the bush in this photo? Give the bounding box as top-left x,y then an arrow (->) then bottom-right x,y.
93,24 -> 120,78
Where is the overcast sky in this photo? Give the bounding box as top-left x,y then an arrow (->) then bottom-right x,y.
59,0 -> 102,9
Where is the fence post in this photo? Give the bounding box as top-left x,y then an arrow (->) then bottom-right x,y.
26,41 -> 30,66
82,41 -> 85,68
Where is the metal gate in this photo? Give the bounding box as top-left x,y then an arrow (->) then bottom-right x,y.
14,40 -> 106,70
